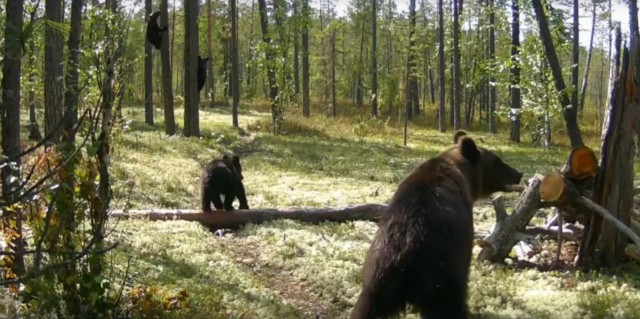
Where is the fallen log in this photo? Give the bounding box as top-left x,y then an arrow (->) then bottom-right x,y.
109,204 -> 387,230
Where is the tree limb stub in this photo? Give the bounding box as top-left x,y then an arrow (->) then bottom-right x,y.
109,204 -> 387,230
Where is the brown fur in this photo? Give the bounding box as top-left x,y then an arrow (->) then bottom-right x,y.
351,131 -> 523,319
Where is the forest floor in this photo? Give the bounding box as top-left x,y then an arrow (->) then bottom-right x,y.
103,103 -> 640,318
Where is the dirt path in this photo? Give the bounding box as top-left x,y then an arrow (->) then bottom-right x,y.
220,237 -> 345,319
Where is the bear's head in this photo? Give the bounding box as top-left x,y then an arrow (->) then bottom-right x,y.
453,130 -> 523,200
149,11 -> 161,21
198,56 -> 210,69
222,155 -> 244,181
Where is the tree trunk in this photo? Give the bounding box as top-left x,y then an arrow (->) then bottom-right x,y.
144,0 -> 154,125
293,0 -> 300,95
509,0 -> 521,142
452,0 -> 461,130
160,0 -> 176,135
111,204 -> 387,230
45,0 -> 64,143
28,45 -> 42,141
579,2 -> 597,114
231,0 -> 239,127
331,29 -> 337,118
371,0 -> 378,117
578,27 -> 636,268
1,0 -> 25,278
531,0 -> 584,148
183,0 -> 200,137
437,0 -> 445,132
207,0 -> 216,108
487,0 -> 496,133
356,15 -> 364,109
301,0 -> 310,117
258,0 -> 281,132
571,0 -> 579,119
405,0 -> 419,120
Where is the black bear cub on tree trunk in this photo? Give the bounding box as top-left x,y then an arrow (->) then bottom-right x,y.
146,11 -> 167,50
201,155 -> 249,212
197,56 -> 209,93
351,130 -> 523,319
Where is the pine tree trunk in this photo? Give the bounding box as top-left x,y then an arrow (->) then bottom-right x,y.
437,0 -> 445,132
258,0 -> 281,131
371,0 -> 378,117
301,0 -> 310,117
161,0 -> 176,135
452,0 -> 461,130
207,0 -> 216,108
509,0 -> 521,142
144,0 -> 154,124
231,0 -> 239,127
487,0 -> 496,133
45,0 -> 64,142
293,0 -> 300,95
331,29 -> 337,118
183,0 -> 200,137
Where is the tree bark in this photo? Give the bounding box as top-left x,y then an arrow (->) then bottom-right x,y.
509,0 -> 521,142
45,0 -> 64,143
531,0 -> 584,148
331,29 -> 337,118
579,2 -> 597,114
144,0 -> 154,125
231,0 -> 239,127
258,0 -> 281,131
571,0 -> 579,119
293,0 -> 300,95
302,0 -> 310,117
110,204 -> 387,229
207,0 -> 216,108
183,0 -> 200,137
160,0 -> 176,135
438,0 -> 445,132
371,0 -> 378,117
452,0 -> 461,129
1,0 -> 25,278
405,0 -> 419,120
487,0 -> 496,133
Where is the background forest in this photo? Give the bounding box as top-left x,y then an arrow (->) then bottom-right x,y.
2,0 -> 640,318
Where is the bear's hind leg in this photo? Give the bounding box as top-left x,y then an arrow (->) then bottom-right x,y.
212,192 -> 225,210
223,191 -> 236,211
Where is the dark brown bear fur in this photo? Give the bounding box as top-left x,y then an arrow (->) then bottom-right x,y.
197,56 -> 209,93
146,11 -> 167,50
201,155 -> 249,212
351,131 -> 523,319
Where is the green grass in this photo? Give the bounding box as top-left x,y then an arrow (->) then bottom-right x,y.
12,102 -> 640,318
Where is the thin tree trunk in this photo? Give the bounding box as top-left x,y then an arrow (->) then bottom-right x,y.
405,0 -> 419,119
293,0 -> 300,95
452,0 -> 461,129
231,0 -> 239,127
532,0 -> 584,148
509,0 -> 521,142
2,0 -> 26,278
45,0 -> 64,142
207,0 -> 216,107
571,0 -> 579,118
28,44 -> 42,141
302,0 -> 310,117
183,0 -> 200,137
438,0 -> 445,132
356,14 -> 365,109
371,0 -> 378,117
487,0 -> 496,133
144,0 -> 154,124
579,2 -> 597,114
161,0 -> 176,135
258,0 -> 281,131
331,29 -> 337,118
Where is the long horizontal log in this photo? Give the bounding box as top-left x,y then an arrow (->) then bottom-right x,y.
109,204 -> 387,230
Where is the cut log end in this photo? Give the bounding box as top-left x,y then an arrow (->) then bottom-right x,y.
567,146 -> 599,179
540,173 -> 565,202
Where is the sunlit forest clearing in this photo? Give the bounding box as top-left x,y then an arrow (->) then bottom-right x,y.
92,103 -> 638,319
4,0 -> 640,317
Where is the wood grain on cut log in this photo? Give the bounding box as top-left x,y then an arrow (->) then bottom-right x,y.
561,146 -> 599,180
110,204 -> 387,230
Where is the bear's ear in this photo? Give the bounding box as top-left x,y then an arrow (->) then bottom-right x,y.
458,136 -> 481,164
232,155 -> 242,170
453,130 -> 468,144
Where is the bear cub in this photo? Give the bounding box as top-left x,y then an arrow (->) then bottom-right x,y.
350,130 -> 523,319
201,155 -> 249,212
197,56 -> 209,93
146,11 -> 167,50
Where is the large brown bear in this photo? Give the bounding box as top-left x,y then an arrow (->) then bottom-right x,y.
351,131 -> 523,319
201,155 -> 249,212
